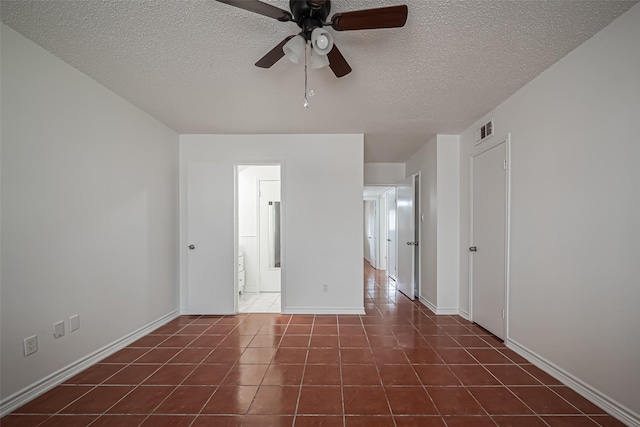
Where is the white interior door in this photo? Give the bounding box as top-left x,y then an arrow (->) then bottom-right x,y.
387,189 -> 397,281
471,141 -> 507,339
363,201 -> 371,263
363,200 -> 376,266
396,176 -> 415,300
368,201 -> 377,267
378,196 -> 388,271
259,180 -> 281,292
187,163 -> 235,314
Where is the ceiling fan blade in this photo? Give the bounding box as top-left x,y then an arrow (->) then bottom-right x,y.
327,44 -> 352,78
331,5 -> 408,31
216,0 -> 292,22
255,36 -> 295,68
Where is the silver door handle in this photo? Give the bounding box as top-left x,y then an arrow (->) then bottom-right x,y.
188,245 -> 195,250
469,246 -> 477,252
406,242 -> 418,246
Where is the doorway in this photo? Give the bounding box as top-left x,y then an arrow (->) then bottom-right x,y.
363,186 -> 396,273
237,165 -> 282,313
470,136 -> 510,340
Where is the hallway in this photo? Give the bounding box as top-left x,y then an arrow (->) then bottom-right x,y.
2,263 -> 623,426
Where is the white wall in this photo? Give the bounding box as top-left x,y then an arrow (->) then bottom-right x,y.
364,162 -> 405,185
406,135 -> 460,313
459,4 -> 640,422
1,24 -> 179,406
180,134 -> 364,314
238,165 -> 280,293
435,136 -> 460,312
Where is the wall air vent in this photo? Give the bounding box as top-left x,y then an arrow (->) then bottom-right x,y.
475,119 -> 494,145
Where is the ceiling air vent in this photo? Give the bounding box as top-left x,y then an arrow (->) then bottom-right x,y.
476,119 -> 494,144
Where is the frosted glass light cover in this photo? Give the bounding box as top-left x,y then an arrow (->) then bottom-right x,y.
283,35 -> 306,64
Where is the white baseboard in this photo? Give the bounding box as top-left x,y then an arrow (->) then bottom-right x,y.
458,309 -> 470,320
180,309 -> 235,315
419,296 -> 437,314
0,310 -> 180,417
282,307 -> 365,315
507,338 -> 639,427
418,296 -> 459,316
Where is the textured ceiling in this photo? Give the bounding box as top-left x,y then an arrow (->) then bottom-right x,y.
1,0 -> 636,162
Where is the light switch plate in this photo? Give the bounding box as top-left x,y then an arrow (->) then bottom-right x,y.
69,315 -> 80,332
53,321 -> 65,339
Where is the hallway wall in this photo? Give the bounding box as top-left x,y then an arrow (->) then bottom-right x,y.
458,4 -> 640,422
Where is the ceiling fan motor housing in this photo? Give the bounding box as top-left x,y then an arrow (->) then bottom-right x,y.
291,0 -> 331,39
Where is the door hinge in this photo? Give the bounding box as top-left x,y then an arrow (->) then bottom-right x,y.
503,160 -> 507,170
502,309 -> 505,319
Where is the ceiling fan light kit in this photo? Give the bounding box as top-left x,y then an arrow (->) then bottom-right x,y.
216,0 -> 408,79
310,49 -> 330,70
283,35 -> 306,64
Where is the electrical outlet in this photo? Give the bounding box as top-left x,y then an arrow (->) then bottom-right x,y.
24,335 -> 38,356
69,315 -> 80,332
322,283 -> 329,292
53,321 -> 65,339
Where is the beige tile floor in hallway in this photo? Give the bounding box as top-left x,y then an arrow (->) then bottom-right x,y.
1,262 -> 626,426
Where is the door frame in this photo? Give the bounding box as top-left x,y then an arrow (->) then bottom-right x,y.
235,162 -> 285,313
468,134 -> 511,340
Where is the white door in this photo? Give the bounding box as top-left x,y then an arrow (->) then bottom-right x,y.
378,196 -> 388,271
363,201 -> 371,263
368,201 -> 377,267
387,189 -> 397,281
259,180 -> 281,292
396,176 -> 416,300
187,163 -> 235,314
471,141 -> 507,339
363,200 -> 376,266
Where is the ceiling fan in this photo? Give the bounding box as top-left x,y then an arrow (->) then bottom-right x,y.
216,0 -> 408,78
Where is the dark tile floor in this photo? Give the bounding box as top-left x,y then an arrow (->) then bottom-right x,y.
2,263 -> 627,426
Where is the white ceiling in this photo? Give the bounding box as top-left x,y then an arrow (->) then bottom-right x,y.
1,0 -> 636,162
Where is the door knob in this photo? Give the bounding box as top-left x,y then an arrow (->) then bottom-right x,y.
188,245 -> 195,250
469,246 -> 477,252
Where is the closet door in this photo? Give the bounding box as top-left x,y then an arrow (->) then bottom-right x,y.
187,162 -> 235,314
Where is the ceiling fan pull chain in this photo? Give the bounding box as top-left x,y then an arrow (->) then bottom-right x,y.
303,42 -> 309,109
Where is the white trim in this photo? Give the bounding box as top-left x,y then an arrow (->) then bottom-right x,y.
0,310 -> 180,417
419,296 -> 437,314
507,338 -> 640,427
458,309 -> 470,320
282,307 -> 365,315
181,309 -> 235,316
419,296 -> 461,316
